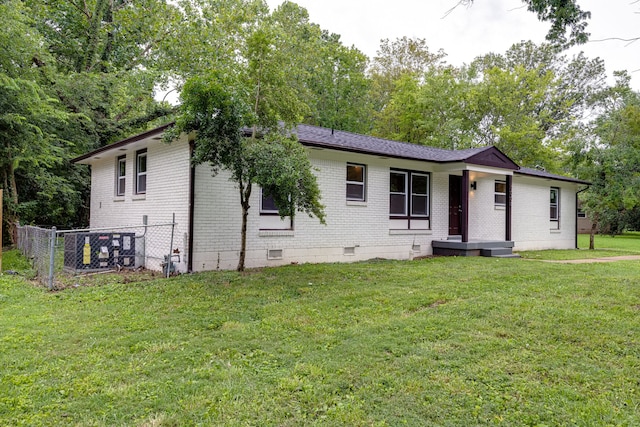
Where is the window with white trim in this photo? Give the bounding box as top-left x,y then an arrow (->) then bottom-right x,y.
136,149 -> 147,194
550,187 -> 559,222
495,180 -> 506,206
390,170 -> 430,219
346,163 -> 366,201
116,155 -> 126,196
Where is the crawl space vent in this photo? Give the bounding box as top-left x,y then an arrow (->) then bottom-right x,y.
267,249 -> 283,260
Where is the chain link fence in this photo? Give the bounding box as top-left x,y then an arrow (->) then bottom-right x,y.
16,218 -> 180,290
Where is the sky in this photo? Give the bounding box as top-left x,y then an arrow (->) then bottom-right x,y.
264,0 -> 640,90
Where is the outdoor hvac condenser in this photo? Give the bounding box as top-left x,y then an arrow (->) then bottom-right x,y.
64,232 -> 136,272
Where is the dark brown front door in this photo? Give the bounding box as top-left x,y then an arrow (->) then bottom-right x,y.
449,175 -> 462,235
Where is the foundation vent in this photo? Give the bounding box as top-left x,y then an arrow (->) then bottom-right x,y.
343,247 -> 356,256
267,249 -> 283,260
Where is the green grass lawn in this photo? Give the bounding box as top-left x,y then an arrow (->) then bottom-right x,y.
517,232 -> 640,260
1,250 -> 640,426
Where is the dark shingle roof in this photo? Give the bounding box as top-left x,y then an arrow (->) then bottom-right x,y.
72,122 -> 589,184
515,167 -> 590,185
293,124 -> 492,163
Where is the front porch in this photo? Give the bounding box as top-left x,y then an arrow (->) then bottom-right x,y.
432,238 -> 519,258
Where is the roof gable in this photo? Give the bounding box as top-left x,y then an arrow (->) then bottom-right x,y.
463,146 -> 519,170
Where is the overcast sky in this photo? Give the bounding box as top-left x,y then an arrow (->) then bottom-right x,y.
264,0 -> 639,90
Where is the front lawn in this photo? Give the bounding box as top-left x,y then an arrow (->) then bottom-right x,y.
517,232 -> 640,260
1,254 -> 639,426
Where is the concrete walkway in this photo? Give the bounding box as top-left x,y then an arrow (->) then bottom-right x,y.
535,255 -> 640,264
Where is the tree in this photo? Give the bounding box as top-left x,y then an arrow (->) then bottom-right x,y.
456,0 -> 591,48
304,32 -> 373,134
369,37 -> 447,116
575,86 -> 640,248
0,0 -> 74,242
169,75 -> 325,271
373,41 -> 609,171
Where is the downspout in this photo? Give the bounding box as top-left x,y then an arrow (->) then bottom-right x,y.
575,185 -> 589,249
187,139 -> 196,272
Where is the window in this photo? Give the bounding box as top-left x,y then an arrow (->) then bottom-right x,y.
495,180 -> 506,206
390,170 -> 429,218
260,189 -> 279,214
577,209 -> 586,218
550,187 -> 559,221
136,149 -> 147,194
116,155 -> 126,196
411,173 -> 429,216
346,163 -> 366,201
390,171 -> 408,215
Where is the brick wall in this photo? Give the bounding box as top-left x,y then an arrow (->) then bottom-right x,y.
88,134 -> 191,270
191,150 -> 447,271
512,175 -> 577,250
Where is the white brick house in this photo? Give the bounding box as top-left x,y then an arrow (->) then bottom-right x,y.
72,123 -> 589,271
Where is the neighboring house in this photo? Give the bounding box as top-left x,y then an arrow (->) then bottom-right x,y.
72,123 -> 589,272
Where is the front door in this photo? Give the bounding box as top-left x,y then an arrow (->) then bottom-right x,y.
449,175 -> 462,235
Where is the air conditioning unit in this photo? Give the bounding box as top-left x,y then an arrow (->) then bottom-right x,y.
64,232 -> 136,273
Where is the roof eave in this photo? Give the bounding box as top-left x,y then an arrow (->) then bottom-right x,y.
71,123 -> 174,164
514,170 -> 591,185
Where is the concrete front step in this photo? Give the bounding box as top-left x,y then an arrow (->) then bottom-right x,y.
481,247 -> 515,257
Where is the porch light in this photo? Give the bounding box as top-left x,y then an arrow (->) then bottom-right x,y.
470,181 -> 477,190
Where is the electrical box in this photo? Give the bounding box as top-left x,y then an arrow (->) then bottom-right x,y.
64,232 -> 136,272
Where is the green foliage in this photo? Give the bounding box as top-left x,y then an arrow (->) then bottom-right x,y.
2,257 -> 640,424
523,0 -> 591,47
466,0 -> 591,48
170,69 -> 325,270
576,90 -> 640,235
248,133 -> 325,223
1,249 -> 32,272
374,41 -> 608,172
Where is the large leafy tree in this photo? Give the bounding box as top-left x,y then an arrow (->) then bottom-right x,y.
373,41 -> 608,171
0,0 -> 74,242
574,82 -> 640,247
168,4 -> 326,271
1,0 -> 181,242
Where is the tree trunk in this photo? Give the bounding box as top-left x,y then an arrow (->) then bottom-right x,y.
589,221 -> 596,250
237,182 -> 252,271
5,159 -> 19,244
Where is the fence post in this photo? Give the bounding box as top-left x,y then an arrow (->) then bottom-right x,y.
166,213 -> 175,278
48,226 -> 56,290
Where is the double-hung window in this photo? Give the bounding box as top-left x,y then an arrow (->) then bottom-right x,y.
390,171 -> 408,215
390,169 -> 430,229
346,163 -> 366,202
116,155 -> 126,196
136,149 -> 147,194
495,180 -> 506,206
550,187 -> 560,225
410,173 -> 429,216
